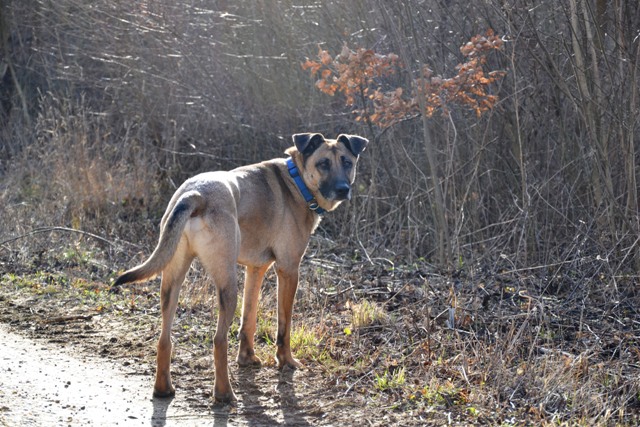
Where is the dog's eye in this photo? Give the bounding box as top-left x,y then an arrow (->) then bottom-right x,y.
342,157 -> 353,169
316,160 -> 331,171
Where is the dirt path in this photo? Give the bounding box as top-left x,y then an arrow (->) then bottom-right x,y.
0,324 -> 220,426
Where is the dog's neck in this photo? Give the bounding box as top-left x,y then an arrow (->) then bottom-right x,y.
286,158 -> 325,215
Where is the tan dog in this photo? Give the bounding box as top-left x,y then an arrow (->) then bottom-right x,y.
113,133 -> 368,403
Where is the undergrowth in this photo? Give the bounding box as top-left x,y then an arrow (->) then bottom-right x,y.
0,238 -> 637,426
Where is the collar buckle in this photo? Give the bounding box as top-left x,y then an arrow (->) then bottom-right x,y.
308,200 -> 321,211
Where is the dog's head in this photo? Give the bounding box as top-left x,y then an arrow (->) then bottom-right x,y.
286,133 -> 368,212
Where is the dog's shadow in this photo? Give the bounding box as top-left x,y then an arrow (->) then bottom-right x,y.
150,395 -> 174,427
234,366 -> 314,427
148,367 -> 314,426
150,393 -> 233,427
275,368 -> 315,427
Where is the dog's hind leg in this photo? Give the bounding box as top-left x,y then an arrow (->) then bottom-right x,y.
153,242 -> 193,398
237,264 -> 271,367
200,236 -> 239,403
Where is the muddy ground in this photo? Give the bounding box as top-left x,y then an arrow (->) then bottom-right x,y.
0,234 -> 639,426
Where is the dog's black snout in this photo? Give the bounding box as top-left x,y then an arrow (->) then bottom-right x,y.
335,182 -> 351,199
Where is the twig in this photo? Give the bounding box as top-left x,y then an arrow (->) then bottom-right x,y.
343,370 -> 374,396
42,314 -> 94,324
320,285 -> 355,297
0,226 -> 117,249
357,238 -> 374,265
538,346 -> 574,359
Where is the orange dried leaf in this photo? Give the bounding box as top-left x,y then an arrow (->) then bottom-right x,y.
319,50 -> 333,66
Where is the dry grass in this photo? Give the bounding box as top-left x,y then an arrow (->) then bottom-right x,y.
2,0 -> 639,271
0,240 -> 638,425
1,0 -> 639,425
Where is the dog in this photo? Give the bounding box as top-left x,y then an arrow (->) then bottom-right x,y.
113,133 -> 368,403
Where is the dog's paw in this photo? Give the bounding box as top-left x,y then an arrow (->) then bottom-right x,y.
237,353 -> 262,368
213,390 -> 237,405
152,387 -> 176,399
276,354 -> 304,370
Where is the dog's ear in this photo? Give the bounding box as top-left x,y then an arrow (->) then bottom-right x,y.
338,134 -> 369,157
292,133 -> 326,157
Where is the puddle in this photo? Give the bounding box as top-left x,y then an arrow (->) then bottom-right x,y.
0,324 -> 222,426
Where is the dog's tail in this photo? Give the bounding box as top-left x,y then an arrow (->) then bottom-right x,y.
113,191 -> 204,289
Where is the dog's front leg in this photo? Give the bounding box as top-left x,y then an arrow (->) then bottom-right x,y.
275,265 -> 303,369
237,264 -> 270,367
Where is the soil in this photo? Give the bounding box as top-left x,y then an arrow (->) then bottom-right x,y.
0,245 -> 401,426
0,284 -> 353,426
0,323 -> 211,426
0,319 -> 342,426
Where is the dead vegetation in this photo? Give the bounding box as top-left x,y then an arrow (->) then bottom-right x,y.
1,0 -> 639,425
0,233 -> 638,425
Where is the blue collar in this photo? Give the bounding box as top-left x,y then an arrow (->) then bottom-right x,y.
286,158 -> 325,215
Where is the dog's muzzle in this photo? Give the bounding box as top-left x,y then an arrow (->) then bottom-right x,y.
320,180 -> 351,201
334,182 -> 351,200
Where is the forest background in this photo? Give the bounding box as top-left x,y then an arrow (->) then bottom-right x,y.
0,0 -> 638,425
